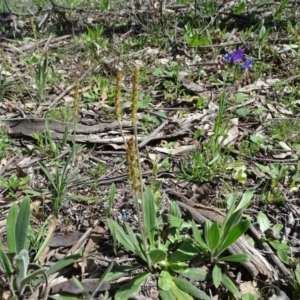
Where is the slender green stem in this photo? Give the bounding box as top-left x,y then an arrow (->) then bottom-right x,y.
132,119 -> 152,271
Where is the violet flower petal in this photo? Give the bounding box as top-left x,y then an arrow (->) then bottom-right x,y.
231,49 -> 244,62
223,52 -> 234,63
240,57 -> 253,70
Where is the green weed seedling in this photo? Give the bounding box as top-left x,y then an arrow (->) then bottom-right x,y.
80,25 -> 109,59
0,198 -> 85,299
0,123 -> 11,159
45,106 -> 76,122
268,119 -> 300,148
179,148 -> 216,182
88,161 -> 106,177
257,212 -> 290,264
34,55 -> 49,103
255,162 -> 289,203
83,78 -> 110,103
39,143 -> 86,216
0,197 -> 45,298
0,174 -> 31,200
153,61 -> 181,100
31,119 -> 69,158
179,92 -> 229,183
191,189 -> 254,297
258,23 -> 270,59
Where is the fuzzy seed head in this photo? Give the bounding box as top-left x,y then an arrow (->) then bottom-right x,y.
126,137 -> 140,193
131,66 -> 139,123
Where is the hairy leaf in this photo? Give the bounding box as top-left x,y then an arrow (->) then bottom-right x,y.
212,265 -> 222,288
143,187 -> 156,248
16,197 -> 30,253
222,274 -> 240,297
6,203 -> 17,253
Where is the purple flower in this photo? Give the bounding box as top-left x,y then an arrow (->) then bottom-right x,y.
240,57 -> 253,70
223,49 -> 244,63
223,52 -> 234,63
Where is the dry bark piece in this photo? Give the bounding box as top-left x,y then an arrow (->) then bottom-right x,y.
49,231 -> 85,248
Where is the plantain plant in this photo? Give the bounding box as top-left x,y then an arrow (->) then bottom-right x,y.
0,197 -> 84,299
105,67 -> 255,299
106,67 -> 212,300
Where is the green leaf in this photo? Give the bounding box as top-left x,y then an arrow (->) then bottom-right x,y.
16,197 -> 30,253
221,209 -> 243,237
14,249 -> 29,293
257,212 -> 270,233
236,107 -> 250,117
90,262 -> 114,299
169,243 -> 199,262
149,249 -> 167,265
159,289 -> 176,300
204,220 -> 213,251
235,93 -> 247,103
39,162 -> 57,191
158,270 -> 173,291
6,203 -> 17,253
218,254 -> 250,263
295,267 -> 300,284
143,187 -> 156,248
255,163 -> 270,174
180,268 -> 209,281
114,272 -> 149,300
269,240 -> 290,252
104,265 -> 140,282
171,280 -> 193,300
250,135 -> 265,145
273,223 -> 283,231
0,246 -> 13,275
235,0 -> 245,14
46,252 -> 83,276
19,267 -> 47,295
191,220 -> 207,250
61,127 -> 69,148
33,216 -> 56,263
207,222 -> 220,254
168,215 -> 189,229
236,188 -> 254,211
242,293 -> 257,300
277,249 -> 289,264
169,262 -> 189,274
107,219 -> 135,254
123,222 -> 146,261
72,276 -> 84,292
221,274 -> 240,297
212,265 -> 222,288
170,201 -> 181,219
107,183 -> 116,214
18,175 -> 30,186
218,219 -> 250,255
172,277 -> 212,300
